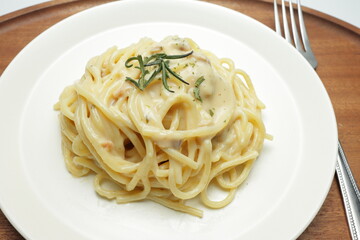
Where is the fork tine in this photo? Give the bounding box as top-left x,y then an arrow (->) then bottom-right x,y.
297,0 -> 318,68
274,0 -> 282,35
274,0 -> 318,69
281,0 -> 292,44
297,0 -> 311,51
289,0 -> 303,51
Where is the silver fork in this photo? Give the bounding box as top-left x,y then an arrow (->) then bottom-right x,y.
274,0 -> 317,69
273,0 -> 360,239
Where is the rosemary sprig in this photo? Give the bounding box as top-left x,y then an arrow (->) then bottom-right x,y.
125,51 -> 193,92
193,76 -> 205,102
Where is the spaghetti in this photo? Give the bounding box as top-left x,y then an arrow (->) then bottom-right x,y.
54,36 -> 268,217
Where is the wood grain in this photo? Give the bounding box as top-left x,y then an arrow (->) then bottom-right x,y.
0,0 -> 80,23
0,0 -> 359,239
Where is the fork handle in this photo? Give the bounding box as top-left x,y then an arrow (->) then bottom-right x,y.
336,141 -> 360,240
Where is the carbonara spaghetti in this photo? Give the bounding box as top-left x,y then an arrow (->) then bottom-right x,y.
54,36 -> 269,217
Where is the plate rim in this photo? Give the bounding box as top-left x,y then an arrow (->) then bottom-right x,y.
0,1 -> 338,239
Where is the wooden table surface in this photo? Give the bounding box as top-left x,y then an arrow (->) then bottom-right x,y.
0,0 -> 359,239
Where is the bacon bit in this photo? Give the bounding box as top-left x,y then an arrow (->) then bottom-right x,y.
179,44 -> 190,51
150,46 -> 163,54
112,88 -> 123,99
101,141 -> 113,151
193,52 -> 210,64
172,41 -> 191,51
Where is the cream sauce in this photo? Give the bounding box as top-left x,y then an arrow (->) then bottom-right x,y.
132,36 -> 235,141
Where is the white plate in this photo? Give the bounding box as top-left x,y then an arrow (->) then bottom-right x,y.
1,0 -> 360,29
0,1 -> 337,239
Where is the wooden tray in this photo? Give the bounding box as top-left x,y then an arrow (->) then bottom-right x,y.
0,0 -> 359,239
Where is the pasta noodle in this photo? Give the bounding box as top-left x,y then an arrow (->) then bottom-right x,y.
54,36 -> 269,217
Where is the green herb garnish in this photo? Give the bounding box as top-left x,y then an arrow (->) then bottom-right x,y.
209,109 -> 214,117
193,76 -> 205,102
125,51 -> 193,92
